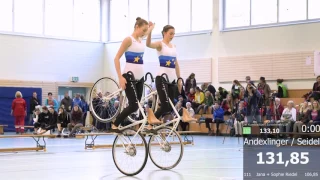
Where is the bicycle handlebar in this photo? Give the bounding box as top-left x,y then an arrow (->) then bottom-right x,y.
144,72 -> 154,83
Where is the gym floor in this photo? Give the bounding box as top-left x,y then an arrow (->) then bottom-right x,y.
0,135 -> 242,180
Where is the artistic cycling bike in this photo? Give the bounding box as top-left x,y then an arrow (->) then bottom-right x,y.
89,72 -> 196,176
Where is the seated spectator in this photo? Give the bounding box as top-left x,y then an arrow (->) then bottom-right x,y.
279,101 -> 296,135
276,79 -> 288,98
46,106 -> 58,132
67,105 -> 83,137
309,100 -> 320,125
57,107 -> 69,137
215,92 -> 222,104
207,84 -> 216,100
34,106 -> 52,134
270,98 -> 284,121
293,102 -> 310,134
218,87 -> 228,100
176,102 -> 188,131
177,95 -> 186,108
201,83 -> 209,92
192,87 -> 204,109
221,94 -> 233,116
196,91 -> 213,114
185,102 -> 195,118
233,101 -> 246,136
205,102 -> 224,136
187,88 -> 195,102
245,82 -> 262,124
231,80 -> 243,100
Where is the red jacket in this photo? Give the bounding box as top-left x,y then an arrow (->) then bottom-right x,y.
12,98 -> 26,117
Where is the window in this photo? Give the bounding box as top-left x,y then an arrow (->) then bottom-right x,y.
224,0 -> 250,28
0,0 -> 13,32
279,0 -> 306,22
308,0 -> 320,19
109,0 -> 129,41
14,0 -> 43,34
129,0 -> 148,30
169,0 -> 191,33
191,0 -> 212,31
74,0 -> 101,40
251,0 -> 277,25
149,0 -> 168,35
45,0 -> 73,37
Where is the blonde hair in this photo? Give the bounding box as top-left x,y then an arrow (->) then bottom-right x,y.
312,100 -> 320,110
299,102 -> 308,113
287,100 -> 294,107
15,91 -> 22,98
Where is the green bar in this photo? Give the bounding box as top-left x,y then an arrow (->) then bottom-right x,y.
243,127 -> 251,135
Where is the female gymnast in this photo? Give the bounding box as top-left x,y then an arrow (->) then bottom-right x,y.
146,23 -> 182,119
110,17 -> 149,132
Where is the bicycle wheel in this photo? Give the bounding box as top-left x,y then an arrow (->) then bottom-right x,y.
127,83 -> 156,123
148,127 -> 184,170
112,129 -> 148,176
89,77 -> 121,123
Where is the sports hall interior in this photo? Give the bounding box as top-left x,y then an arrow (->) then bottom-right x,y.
0,0 -> 319,180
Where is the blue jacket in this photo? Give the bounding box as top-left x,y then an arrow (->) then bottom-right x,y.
213,107 -> 224,120
72,98 -> 83,110
45,99 -> 59,111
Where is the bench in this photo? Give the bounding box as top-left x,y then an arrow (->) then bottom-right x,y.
0,134 -> 56,152
0,125 -> 8,135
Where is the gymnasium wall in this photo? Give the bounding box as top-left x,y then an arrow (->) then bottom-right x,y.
104,0 -> 320,91
0,34 -> 104,83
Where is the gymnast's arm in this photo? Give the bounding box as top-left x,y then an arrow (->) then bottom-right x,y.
114,37 -> 131,79
146,25 -> 161,50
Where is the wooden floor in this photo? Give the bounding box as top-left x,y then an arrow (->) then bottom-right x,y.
0,133 -> 243,180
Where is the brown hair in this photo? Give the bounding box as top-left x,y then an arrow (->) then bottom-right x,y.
162,25 -> 175,37
134,17 -> 148,28
233,80 -> 242,87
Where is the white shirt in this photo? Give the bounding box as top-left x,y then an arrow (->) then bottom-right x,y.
123,36 -> 145,80
281,108 -> 296,121
156,42 -> 177,82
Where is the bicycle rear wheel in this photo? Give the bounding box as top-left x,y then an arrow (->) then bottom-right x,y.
89,77 -> 121,123
112,129 -> 148,176
148,127 -> 184,170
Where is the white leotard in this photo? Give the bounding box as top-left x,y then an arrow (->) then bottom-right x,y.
123,36 -> 145,80
157,41 -> 177,82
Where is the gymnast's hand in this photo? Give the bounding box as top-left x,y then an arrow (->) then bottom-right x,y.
119,76 -> 127,90
148,21 -> 155,31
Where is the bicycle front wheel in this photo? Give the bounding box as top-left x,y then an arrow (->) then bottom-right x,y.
112,129 -> 148,176
148,127 -> 184,170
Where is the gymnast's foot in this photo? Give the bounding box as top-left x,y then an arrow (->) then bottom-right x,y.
110,124 -> 121,133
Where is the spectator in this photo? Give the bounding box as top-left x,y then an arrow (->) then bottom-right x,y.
215,91 -> 223,104
187,88 -> 195,102
11,91 -> 27,134
42,106 -> 58,134
45,92 -> 59,111
276,79 -> 288,98
185,73 -> 196,95
201,83 -> 209,92
34,106 -> 51,134
293,102 -> 310,134
207,84 -> 216,100
196,91 -> 213,114
233,101 -> 246,136
185,102 -> 195,118
239,87 -> 245,101
176,102 -> 188,131
57,107 -> 69,137
245,82 -> 262,124
245,76 -> 254,86
221,94 -> 233,115
279,101 -> 296,135
29,92 -> 40,125
192,87 -> 204,110
311,76 -> 320,101
270,98 -> 284,121
177,95 -> 186,108
231,80 -> 243,100
80,95 -> 89,125
211,102 -> 225,136
72,93 -> 83,108
67,105 -> 83,137
257,77 -> 272,106
309,100 -> 320,125
60,92 -> 72,117
218,87 -> 228,100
